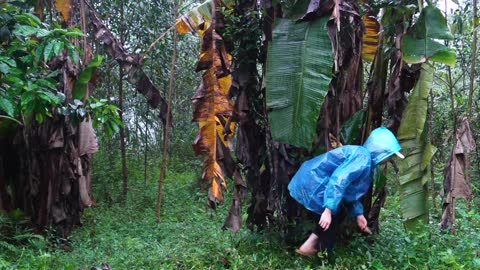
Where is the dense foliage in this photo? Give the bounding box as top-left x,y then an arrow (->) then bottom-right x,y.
0,4 -> 121,134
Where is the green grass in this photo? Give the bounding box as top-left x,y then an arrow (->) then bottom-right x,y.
1,168 -> 480,269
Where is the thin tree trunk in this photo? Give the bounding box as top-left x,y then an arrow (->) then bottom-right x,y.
119,67 -> 128,203
156,0 -> 179,223
119,0 -> 128,203
144,101 -> 149,186
429,90 -> 437,209
106,66 -> 114,205
135,95 -> 140,161
468,0 -> 478,118
466,0 -> 477,211
80,0 -> 88,62
448,67 -> 457,134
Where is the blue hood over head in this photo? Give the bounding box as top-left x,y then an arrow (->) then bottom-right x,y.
363,127 -> 402,165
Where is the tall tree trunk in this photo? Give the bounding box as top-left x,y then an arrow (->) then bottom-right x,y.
119,0 -> 128,203
429,90 -> 437,209
469,0 -> 478,119
157,0 -> 179,223
119,66 -> 128,203
144,102 -> 149,186
106,66 -> 115,205
448,66 -> 457,135
465,0 -> 477,211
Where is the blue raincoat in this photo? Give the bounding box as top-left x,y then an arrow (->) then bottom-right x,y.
288,127 -> 402,217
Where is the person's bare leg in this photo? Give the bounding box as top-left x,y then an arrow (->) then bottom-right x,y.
296,233 -> 319,256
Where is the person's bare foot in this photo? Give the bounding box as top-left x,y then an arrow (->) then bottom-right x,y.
295,248 -> 317,257
296,233 -> 319,256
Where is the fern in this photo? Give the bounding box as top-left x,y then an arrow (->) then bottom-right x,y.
0,240 -> 20,255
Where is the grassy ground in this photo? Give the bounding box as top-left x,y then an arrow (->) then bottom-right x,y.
1,168 -> 480,269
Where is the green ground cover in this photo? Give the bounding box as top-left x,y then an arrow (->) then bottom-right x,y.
1,169 -> 479,269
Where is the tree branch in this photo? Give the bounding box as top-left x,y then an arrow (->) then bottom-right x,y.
84,0 -> 170,125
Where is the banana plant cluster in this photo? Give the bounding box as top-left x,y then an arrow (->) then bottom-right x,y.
177,0 -> 456,232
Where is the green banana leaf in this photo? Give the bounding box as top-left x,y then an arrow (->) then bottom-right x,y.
402,5 -> 456,66
266,15 -> 333,149
398,63 -> 437,230
73,56 -> 103,100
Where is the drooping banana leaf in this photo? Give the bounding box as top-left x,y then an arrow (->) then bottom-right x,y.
402,5 -> 456,66
397,63 -> 437,230
266,15 -> 333,149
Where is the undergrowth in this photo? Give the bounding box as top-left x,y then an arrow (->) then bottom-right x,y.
1,165 -> 479,269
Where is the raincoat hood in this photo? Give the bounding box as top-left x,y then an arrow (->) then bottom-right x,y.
363,127 -> 402,165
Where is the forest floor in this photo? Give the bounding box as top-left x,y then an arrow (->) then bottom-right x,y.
1,168 -> 480,269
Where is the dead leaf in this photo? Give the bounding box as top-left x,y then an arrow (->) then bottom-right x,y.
362,15 -> 380,62
55,0 -> 70,22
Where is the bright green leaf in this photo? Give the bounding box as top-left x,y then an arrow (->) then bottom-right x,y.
402,36 -> 456,66
0,97 -> 15,117
0,57 -> 16,67
13,25 -> 37,36
15,13 -> 41,26
37,79 -> 57,90
35,41 -> 46,64
4,75 -> 23,85
53,41 -> 64,56
64,31 -> 85,37
43,41 -> 55,62
66,43 -> 80,64
0,63 -> 10,74
50,28 -> 68,35
36,28 -> 50,38
402,5 -> 456,66
39,91 -> 61,105
20,91 -> 34,107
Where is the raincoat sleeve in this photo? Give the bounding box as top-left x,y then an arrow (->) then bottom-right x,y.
345,200 -> 364,217
323,149 -> 370,214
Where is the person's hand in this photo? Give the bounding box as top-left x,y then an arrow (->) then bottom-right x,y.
319,208 -> 332,231
356,215 -> 372,234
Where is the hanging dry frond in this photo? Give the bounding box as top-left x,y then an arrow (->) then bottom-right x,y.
441,117 -> 476,229
362,15 -> 380,62
190,4 -> 235,205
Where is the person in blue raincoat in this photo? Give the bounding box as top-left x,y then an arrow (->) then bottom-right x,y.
289,127 -> 404,256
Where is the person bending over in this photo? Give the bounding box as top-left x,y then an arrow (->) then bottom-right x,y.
288,127 -> 404,256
